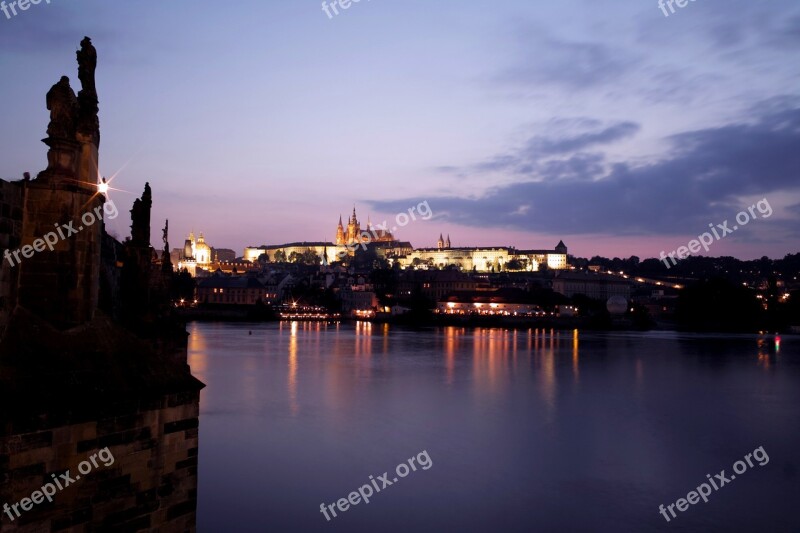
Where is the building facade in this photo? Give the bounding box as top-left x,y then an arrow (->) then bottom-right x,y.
551,271 -> 631,300
244,242 -> 341,264
197,275 -> 270,305
398,238 -> 569,272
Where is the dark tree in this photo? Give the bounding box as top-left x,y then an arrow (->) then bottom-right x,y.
675,278 -> 763,332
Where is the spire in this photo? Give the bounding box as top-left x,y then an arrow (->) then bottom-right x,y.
338,215 -> 343,228
352,206 -> 357,224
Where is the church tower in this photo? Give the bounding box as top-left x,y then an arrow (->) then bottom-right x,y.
445,234 -> 451,249
336,215 -> 345,245
183,235 -> 194,260
437,233 -> 444,250
347,207 -> 359,244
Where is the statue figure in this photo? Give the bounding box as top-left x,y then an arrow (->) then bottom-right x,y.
45,76 -> 78,139
76,36 -> 97,96
161,219 -> 173,273
76,36 -> 100,145
130,183 -> 152,247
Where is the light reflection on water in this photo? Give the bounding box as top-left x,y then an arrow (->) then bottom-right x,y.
189,322 -> 799,533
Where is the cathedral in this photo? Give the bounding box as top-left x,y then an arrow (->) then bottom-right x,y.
335,207 -> 395,246
175,231 -> 212,276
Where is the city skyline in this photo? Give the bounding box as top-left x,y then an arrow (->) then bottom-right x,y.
1,0 -> 798,260
1,10 -> 798,531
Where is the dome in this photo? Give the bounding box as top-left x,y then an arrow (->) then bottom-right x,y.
195,233 -> 211,264
606,296 -> 628,315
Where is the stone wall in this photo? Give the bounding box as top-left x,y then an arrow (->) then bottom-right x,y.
0,178 -> 24,336
17,182 -> 103,329
0,391 -> 200,532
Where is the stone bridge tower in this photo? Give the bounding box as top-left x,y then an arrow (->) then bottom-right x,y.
17,37 -> 104,328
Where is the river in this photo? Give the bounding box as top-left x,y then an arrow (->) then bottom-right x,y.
189,322 -> 800,532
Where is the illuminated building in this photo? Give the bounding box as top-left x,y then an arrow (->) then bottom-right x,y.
244,208 -> 405,263
335,206 -> 395,246
242,208 -> 569,273
436,289 -> 546,316
176,231 -> 213,276
399,238 -> 569,272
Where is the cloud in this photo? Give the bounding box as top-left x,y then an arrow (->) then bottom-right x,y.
371,99 -> 800,237
444,118 -> 639,181
526,119 -> 639,157
495,32 -> 641,91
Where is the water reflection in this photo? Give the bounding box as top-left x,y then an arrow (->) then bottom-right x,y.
572,328 -> 580,382
187,323 -> 582,421
756,335 -> 780,369
187,323 -> 799,532
446,327 -> 577,415
288,321 -> 299,416
354,321 -> 373,381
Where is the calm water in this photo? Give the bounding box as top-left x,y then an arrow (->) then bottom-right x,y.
188,322 -> 800,532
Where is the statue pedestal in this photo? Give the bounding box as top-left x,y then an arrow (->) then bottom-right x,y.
38,137 -> 81,185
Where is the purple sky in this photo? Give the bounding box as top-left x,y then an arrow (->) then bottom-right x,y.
1,0 -> 798,259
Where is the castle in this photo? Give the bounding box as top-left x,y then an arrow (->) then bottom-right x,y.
241,207 -> 570,272
335,206 -> 395,246
241,206 -> 409,266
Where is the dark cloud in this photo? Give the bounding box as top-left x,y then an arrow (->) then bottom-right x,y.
638,68 -> 724,105
372,100 -> 800,237
708,9 -> 800,50
495,35 -> 640,90
444,118 -> 639,180
527,120 -> 639,157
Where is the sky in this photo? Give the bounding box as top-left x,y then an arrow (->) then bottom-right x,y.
0,0 -> 798,260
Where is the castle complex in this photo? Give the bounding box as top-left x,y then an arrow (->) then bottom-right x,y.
235,205 -> 570,274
